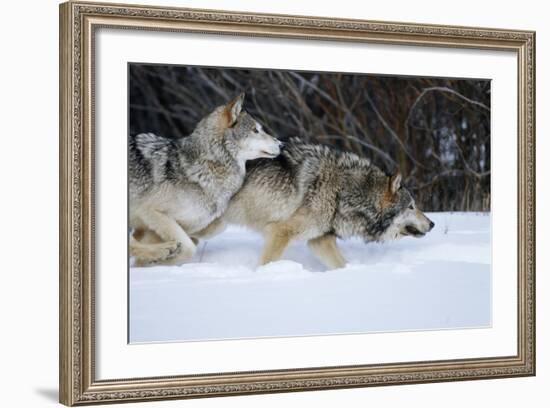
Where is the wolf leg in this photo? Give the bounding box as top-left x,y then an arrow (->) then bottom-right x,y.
139,224 -> 201,252
191,216 -> 227,240
129,234 -> 181,266
307,233 -> 347,269
133,227 -> 162,244
259,223 -> 294,265
138,210 -> 197,265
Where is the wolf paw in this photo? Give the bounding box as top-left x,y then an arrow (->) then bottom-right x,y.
164,241 -> 182,259
158,243 -> 196,266
133,241 -> 182,266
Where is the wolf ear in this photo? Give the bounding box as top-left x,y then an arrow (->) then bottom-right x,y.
224,93 -> 245,127
389,172 -> 402,195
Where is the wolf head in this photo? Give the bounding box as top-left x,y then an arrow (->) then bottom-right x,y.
375,172 -> 435,241
197,93 -> 282,161
335,168 -> 434,242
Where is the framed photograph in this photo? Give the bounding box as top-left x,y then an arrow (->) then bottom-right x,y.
59,1 -> 535,405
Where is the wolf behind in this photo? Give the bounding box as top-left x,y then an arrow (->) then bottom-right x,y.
204,138 -> 434,269
129,93 -> 282,266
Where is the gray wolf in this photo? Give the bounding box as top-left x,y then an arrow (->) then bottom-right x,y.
201,138 -> 434,269
129,93 -> 282,266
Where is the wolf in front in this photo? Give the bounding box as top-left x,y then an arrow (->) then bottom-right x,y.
129,93 -> 282,266
202,138 -> 434,269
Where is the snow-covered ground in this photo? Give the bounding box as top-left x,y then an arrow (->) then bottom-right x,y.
129,212 -> 491,343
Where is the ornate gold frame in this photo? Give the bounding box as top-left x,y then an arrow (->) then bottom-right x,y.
59,1 -> 536,405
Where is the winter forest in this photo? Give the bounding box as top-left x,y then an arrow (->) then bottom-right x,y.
129,63 -> 491,212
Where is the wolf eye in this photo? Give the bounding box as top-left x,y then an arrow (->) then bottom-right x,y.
408,204 -> 414,210
253,128 -> 259,133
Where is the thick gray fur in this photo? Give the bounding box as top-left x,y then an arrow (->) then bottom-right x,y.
129,94 -> 281,265
202,137 -> 434,269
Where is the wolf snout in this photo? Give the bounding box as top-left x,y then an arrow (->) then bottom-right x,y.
270,140 -> 282,154
259,137 -> 282,158
428,220 -> 435,231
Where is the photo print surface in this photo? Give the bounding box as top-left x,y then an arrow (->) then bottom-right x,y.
128,63 -> 491,343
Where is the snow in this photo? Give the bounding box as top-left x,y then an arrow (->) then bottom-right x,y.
129,212 -> 491,343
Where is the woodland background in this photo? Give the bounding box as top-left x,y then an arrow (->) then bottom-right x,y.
129,64 -> 491,212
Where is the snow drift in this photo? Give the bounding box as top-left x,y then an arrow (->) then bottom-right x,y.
129,212 -> 491,343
